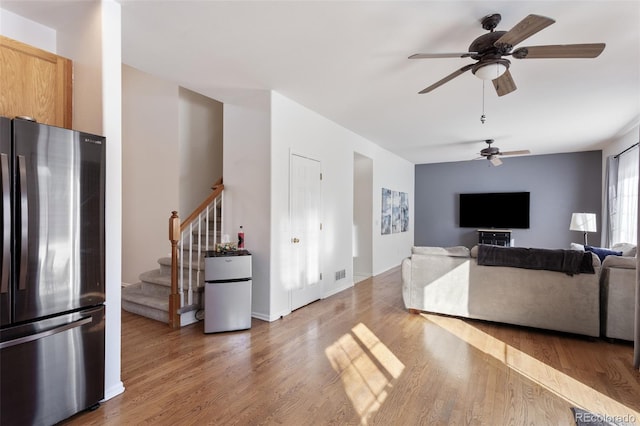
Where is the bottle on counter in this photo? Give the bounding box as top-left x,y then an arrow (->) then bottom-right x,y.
238,226 -> 245,249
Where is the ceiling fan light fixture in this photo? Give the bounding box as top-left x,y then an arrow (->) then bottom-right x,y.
473,62 -> 508,80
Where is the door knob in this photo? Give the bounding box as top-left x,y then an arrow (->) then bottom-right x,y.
292,237 -> 300,243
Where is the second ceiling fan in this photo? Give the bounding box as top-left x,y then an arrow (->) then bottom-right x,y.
410,13 -> 605,96
476,139 -> 530,166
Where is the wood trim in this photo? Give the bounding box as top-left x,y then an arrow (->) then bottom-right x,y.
211,177 -> 223,190
179,183 -> 224,233
57,56 -> 73,129
168,211 -> 181,329
0,36 -> 59,62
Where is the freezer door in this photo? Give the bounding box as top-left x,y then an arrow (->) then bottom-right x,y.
204,254 -> 252,281
13,119 -> 105,323
204,280 -> 252,333
0,117 -> 10,326
0,305 -> 105,425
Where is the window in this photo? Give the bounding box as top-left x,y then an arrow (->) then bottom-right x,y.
607,145 -> 638,245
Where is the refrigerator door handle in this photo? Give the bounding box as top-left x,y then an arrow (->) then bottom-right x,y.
0,316 -> 92,350
17,155 -> 28,291
1,153 -> 8,294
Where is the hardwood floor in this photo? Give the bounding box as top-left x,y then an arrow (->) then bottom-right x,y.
64,267 -> 640,425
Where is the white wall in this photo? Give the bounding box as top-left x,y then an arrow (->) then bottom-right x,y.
370,148 -> 415,274
97,0 -> 124,401
56,1 -> 103,135
0,8 -> 56,52
178,87 -> 223,215
223,90 -> 272,320
1,0 -> 125,401
270,92 -> 414,319
602,124 -> 640,161
121,74 -> 225,285
121,65 -> 180,285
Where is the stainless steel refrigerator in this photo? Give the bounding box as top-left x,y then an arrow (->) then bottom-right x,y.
0,116 -> 106,425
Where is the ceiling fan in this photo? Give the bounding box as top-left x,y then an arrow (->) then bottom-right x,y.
410,13 -> 605,96
476,139 -> 530,166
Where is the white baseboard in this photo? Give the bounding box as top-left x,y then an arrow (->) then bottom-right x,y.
103,381 -> 125,401
323,281 -> 353,299
251,311 -> 271,322
180,311 -> 199,327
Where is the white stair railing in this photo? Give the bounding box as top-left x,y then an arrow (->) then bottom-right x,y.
169,180 -> 223,328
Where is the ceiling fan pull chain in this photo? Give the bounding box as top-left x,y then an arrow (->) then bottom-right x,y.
480,81 -> 487,124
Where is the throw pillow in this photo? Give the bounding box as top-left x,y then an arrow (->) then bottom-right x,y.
570,242 -> 585,251
584,245 -> 623,262
611,242 -> 637,257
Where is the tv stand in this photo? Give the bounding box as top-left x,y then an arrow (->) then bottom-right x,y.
478,229 -> 512,246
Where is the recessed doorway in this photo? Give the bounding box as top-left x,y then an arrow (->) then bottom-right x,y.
353,152 -> 373,284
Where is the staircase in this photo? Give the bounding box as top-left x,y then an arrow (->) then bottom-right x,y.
122,181 -> 224,327
121,255 -> 205,325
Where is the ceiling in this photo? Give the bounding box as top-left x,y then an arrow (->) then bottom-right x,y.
5,1 -> 640,164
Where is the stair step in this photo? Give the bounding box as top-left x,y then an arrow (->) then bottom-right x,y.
122,283 -> 169,323
179,239 -> 220,252
158,250 -> 205,271
140,268 -> 205,291
158,256 -> 205,275
122,281 -> 205,324
140,269 -> 172,289
189,226 -> 222,234
137,274 -> 172,298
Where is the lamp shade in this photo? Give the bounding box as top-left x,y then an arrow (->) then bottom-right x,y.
473,62 -> 507,80
569,213 -> 597,232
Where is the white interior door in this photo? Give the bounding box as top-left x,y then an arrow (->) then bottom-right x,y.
290,153 -> 322,311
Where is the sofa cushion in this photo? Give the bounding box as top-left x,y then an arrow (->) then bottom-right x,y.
611,242 -> 637,257
584,245 -> 622,262
412,246 -> 469,258
602,255 -> 636,269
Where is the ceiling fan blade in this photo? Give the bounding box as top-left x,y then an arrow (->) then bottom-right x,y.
409,52 -> 476,59
490,157 -> 503,166
500,149 -> 531,156
492,69 -> 517,97
494,14 -> 555,48
512,43 -> 605,59
418,64 -> 474,94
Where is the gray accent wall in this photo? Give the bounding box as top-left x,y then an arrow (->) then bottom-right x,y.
415,151 -> 602,249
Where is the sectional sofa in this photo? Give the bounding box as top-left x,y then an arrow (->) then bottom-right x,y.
601,254 -> 636,340
401,244 -> 629,338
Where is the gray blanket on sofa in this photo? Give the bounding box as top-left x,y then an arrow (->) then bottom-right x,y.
477,245 -> 595,275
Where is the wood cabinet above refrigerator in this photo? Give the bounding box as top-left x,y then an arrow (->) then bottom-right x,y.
0,35 -> 72,129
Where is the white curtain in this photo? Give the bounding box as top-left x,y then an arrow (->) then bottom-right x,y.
633,145 -> 640,369
635,144 -> 640,371
606,145 -> 639,246
606,144 -> 639,370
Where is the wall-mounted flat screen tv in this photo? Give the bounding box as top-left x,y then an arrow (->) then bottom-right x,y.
459,192 -> 530,229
